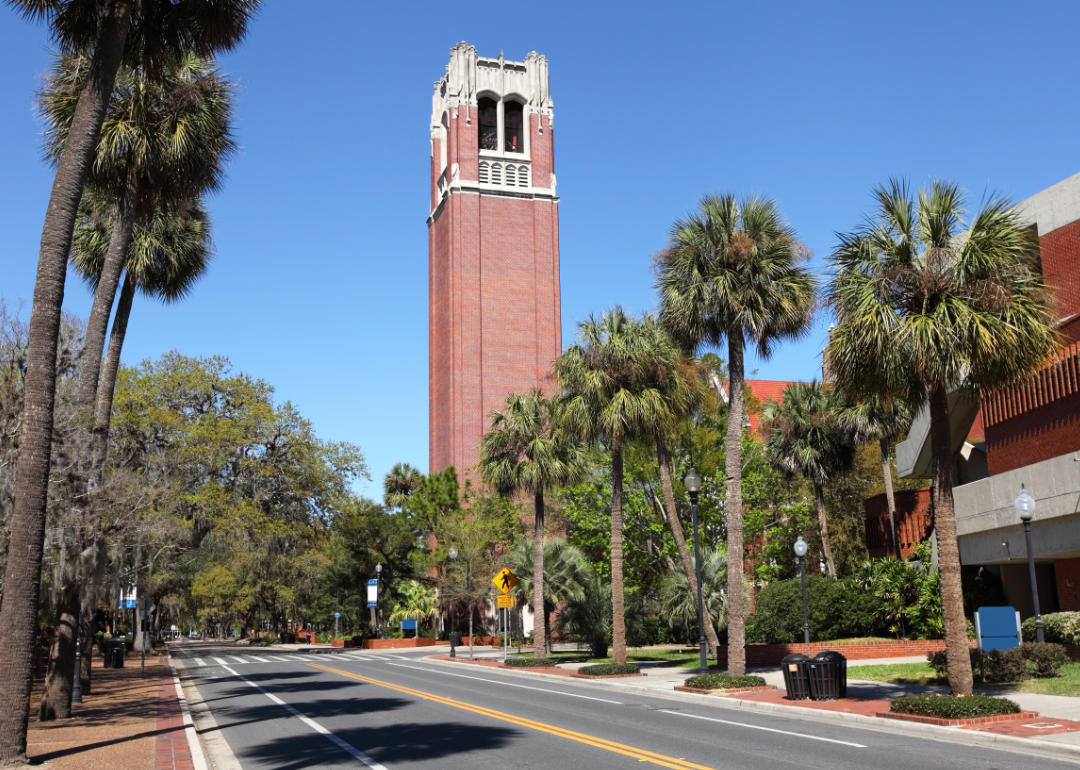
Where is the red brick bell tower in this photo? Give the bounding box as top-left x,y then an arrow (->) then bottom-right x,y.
428,43 -> 562,476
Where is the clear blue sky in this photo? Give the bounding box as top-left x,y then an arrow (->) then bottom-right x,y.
2,1 -> 1078,498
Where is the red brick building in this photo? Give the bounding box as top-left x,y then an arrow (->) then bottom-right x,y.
428,44 -> 562,476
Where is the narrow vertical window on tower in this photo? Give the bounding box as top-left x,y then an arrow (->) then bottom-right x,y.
505,100 -> 524,153
478,97 -> 498,151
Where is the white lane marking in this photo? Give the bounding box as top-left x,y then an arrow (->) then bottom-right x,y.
661,710 -> 867,748
194,658 -> 206,667
247,655 -> 271,662
362,655 -> 391,661
221,665 -> 388,768
167,658 -> 210,770
228,656 -> 248,664
385,663 -> 623,704
265,655 -> 289,662
293,655 -> 318,661
212,657 -> 229,666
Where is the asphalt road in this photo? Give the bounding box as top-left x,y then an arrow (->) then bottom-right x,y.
173,643 -> 1074,770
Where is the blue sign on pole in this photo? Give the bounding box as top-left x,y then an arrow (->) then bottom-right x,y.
401,620 -> 417,630
367,578 -> 378,608
334,612 -> 340,619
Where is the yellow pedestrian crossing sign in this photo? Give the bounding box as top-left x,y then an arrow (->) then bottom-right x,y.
493,567 -> 518,594
497,594 -> 515,609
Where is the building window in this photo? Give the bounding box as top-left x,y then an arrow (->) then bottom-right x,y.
504,100 -> 524,153
518,165 -> 528,187
491,163 -> 502,185
479,161 -> 490,184
478,97 -> 498,151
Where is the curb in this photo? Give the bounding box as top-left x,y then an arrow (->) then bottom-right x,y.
420,655 -> 1080,762
172,656 -> 244,770
878,710 -> 1040,727
167,653 -> 209,770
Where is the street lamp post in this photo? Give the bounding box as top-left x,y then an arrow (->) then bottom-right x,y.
375,563 -> 384,640
72,605 -> 83,704
448,547 -> 458,658
794,536 -> 810,648
683,468 -> 708,673
1015,485 -> 1044,643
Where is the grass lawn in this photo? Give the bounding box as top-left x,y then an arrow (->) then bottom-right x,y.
847,662 -> 944,685
849,661 -> 1080,696
510,648 -> 708,667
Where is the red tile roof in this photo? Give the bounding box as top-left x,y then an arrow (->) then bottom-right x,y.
745,379 -> 796,436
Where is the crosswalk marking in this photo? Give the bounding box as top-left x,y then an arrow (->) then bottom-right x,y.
212,657 -> 229,665
248,655 -> 270,662
195,658 -> 206,667
228,656 -> 248,664
265,655 -> 289,661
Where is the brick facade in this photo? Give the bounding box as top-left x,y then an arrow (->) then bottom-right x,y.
864,487 -> 933,558
1040,218 -> 1080,326
429,47 -> 561,477
1055,557 -> 1080,612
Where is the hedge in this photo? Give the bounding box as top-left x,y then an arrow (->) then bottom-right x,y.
890,694 -> 1021,719
684,673 -> 767,690
578,663 -> 640,676
504,657 -> 561,668
928,642 -> 1068,683
1022,612 -> 1080,646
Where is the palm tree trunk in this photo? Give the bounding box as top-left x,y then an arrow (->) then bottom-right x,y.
38,581 -> 80,721
610,440 -> 627,665
91,272 -> 134,479
880,436 -> 901,560
656,440 -> 720,653
0,4 -> 132,763
814,482 -> 837,577
725,332 -> 746,676
532,490 -> 547,658
929,381 -> 974,695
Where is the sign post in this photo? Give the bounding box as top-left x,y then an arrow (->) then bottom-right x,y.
367,579 -> 378,634
493,569 -> 517,663
334,611 -> 340,640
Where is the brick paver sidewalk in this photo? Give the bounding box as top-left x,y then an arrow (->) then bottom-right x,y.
27,654 -> 195,770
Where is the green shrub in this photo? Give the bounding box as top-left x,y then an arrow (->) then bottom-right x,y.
684,673 -> 766,690
928,642 -> 1069,682
249,635 -> 281,646
503,657 -> 561,667
890,693 -> 1020,719
747,575 -> 886,643
578,663 -> 640,676
1022,612 -> 1080,646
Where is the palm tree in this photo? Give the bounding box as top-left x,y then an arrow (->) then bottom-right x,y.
658,546 -> 728,643
840,395 -> 915,559
826,179 -> 1060,695
555,308 -> 678,665
383,463 -> 422,512
503,537 -> 591,653
633,319 -> 722,653
656,194 -> 815,675
1,2 -> 255,755
759,382 -> 857,577
479,390 -> 586,657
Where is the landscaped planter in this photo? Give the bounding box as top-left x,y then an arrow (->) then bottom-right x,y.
460,636 -> 499,647
574,671 -> 643,679
877,710 -> 1039,727
330,640 -> 356,648
675,685 -> 777,696
362,638 -> 444,650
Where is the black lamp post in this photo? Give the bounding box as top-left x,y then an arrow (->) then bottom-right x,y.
375,563 -> 384,639
1015,485 -> 1044,643
71,605 -> 83,704
448,547 -> 458,658
683,468 -> 708,673
794,536 -> 810,647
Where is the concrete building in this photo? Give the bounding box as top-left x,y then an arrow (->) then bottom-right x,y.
428,43 -> 562,476
894,172 -> 1080,619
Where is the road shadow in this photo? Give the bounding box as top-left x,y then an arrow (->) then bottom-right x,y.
237,720 -> 518,770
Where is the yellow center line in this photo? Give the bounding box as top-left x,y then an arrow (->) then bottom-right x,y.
309,662 -> 718,770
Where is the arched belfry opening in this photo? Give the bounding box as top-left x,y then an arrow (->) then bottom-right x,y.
478,96 -> 498,151
504,100 -> 524,153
